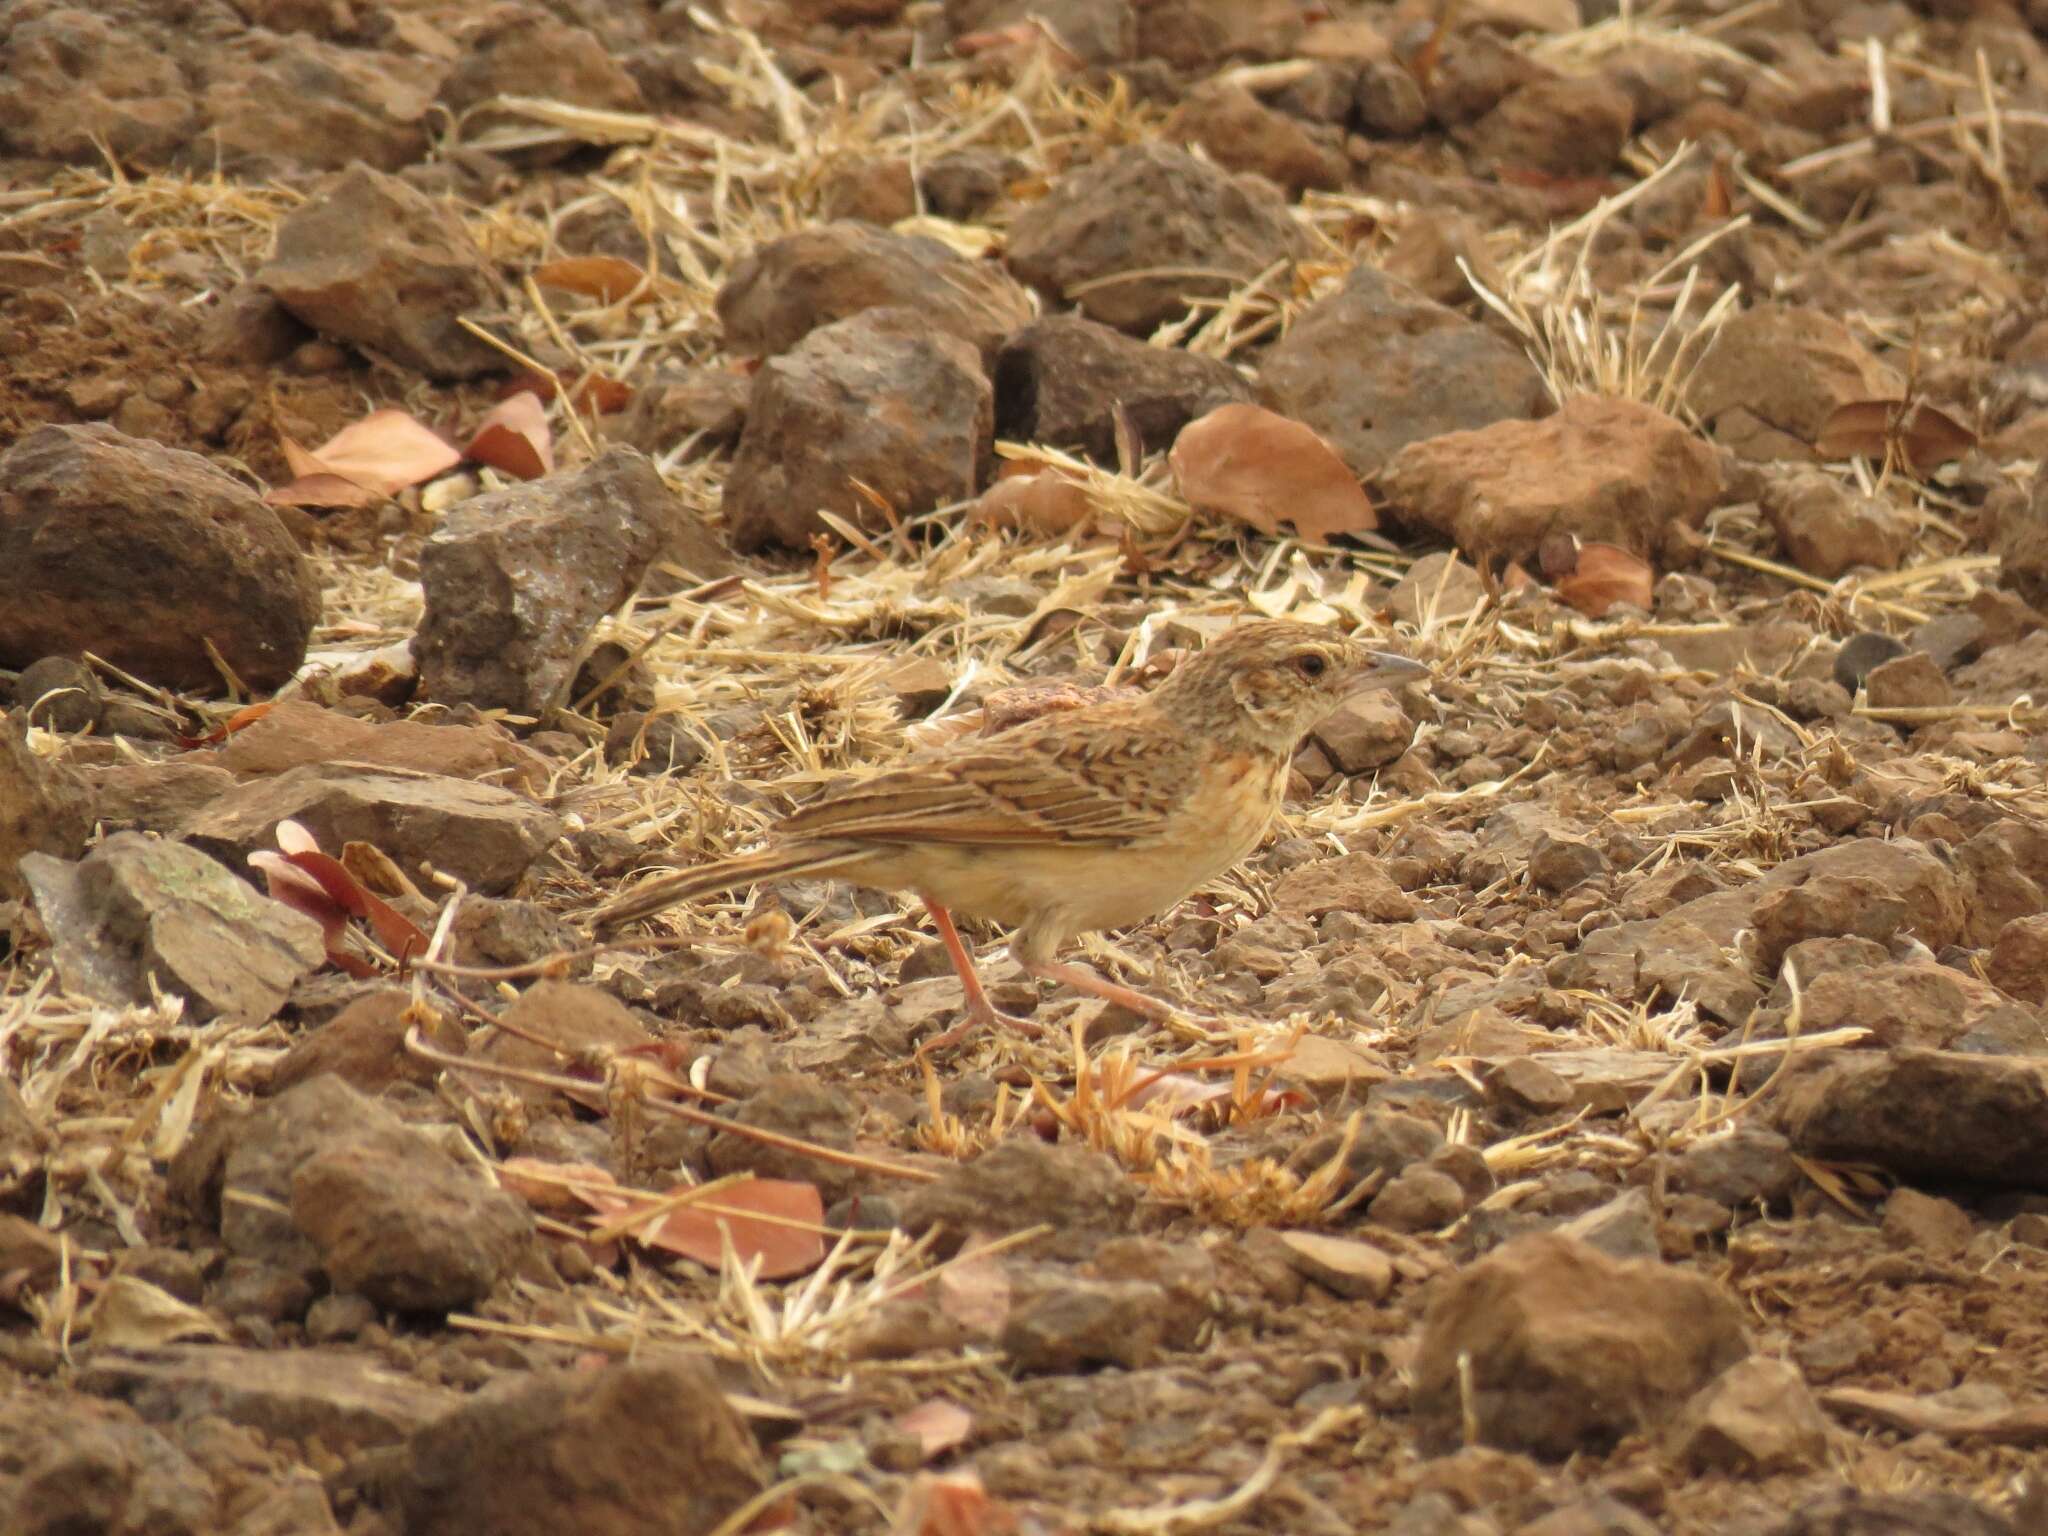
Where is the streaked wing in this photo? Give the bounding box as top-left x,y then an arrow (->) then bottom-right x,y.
778,720 -> 1180,848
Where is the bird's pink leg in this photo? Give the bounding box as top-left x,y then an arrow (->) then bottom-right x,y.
916,897 -> 1044,1054
1023,958 -> 1187,1021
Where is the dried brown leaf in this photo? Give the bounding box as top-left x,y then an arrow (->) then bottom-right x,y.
1169,404 -> 1376,544
1553,542 -> 1654,617
534,254 -> 652,305
467,392 -> 553,480
267,408 -> 461,508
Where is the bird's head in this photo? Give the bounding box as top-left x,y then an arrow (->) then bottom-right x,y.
1158,619 -> 1427,752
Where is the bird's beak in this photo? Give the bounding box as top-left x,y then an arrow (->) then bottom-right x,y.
1350,650 -> 1429,693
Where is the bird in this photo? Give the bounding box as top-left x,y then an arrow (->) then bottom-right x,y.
591,619 -> 1426,1049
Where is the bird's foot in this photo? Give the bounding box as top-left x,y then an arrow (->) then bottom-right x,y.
1024,959 -> 1227,1033
915,998 -> 1045,1060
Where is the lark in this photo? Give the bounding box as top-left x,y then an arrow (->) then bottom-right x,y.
593,620 -> 1425,1046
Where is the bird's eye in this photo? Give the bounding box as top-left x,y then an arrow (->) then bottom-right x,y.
1296,653 -> 1327,679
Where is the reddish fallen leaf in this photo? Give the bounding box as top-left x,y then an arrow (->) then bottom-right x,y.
467,392 -> 553,480
574,1177 -> 826,1280
1553,541 -> 1655,618
534,255 -> 653,305
1496,166 -> 1617,217
178,700 -> 275,749
1170,404 -> 1376,544
248,819 -> 428,975
894,1399 -> 974,1462
888,1473 -> 1019,1536
1814,398 -> 1976,475
499,1157 -> 615,1215
266,409 -> 462,508
972,470 -> 1093,535
498,369 -> 635,415
951,19 -> 1082,70
1702,156 -> 1734,221
934,1242 -> 1011,1336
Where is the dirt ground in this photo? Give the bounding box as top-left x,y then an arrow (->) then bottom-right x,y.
4,1 -> 2048,1533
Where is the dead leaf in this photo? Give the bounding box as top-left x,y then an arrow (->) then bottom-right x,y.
266,408 -> 462,508
499,369 -> 634,415
179,700 -> 274,748
534,255 -> 653,305
888,1472 -> 1019,1536
577,1178 -> 827,1280
500,1157 -> 615,1215
249,819 -> 429,976
1553,542 -> 1654,617
85,1275 -> 227,1350
934,1242 -> 1010,1336
1170,404 -> 1376,544
972,471 -> 1093,535
467,392 -> 553,480
894,1399 -> 974,1461
1814,398 -> 1977,475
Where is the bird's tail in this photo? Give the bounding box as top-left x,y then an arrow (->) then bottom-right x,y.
589,841 -> 872,932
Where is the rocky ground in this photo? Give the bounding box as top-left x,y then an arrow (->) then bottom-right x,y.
5,0 -> 2048,1532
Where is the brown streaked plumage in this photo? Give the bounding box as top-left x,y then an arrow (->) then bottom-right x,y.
592,620 -> 1426,1047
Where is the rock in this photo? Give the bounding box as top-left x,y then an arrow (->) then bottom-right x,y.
1687,305 -> 1902,454
0,713 -> 92,903
1261,265 -> 1548,481
1528,831 -> 1607,893
1785,961 -> 2046,1054
258,163 -> 502,380
213,699 -> 546,790
1989,915 -> 2048,1004
0,424 -> 321,694
1310,691 -> 1417,774
209,1075 -> 531,1310
1411,1232 -> 1750,1457
1881,1187 -> 1974,1257
1165,82 -> 1348,195
0,9 -> 202,164
1864,650 -> 1953,711
1525,1048 -> 1681,1116
181,764 -> 562,895
1388,551 -> 1491,627
1000,1268 -> 1171,1372
1765,1488 -> 2018,1536
393,1357 -> 767,1536
430,458 -> 667,704
1486,1056 -> 1575,1117
437,7 -> 643,156
268,990 -> 448,1095
1752,874 -> 1908,974
2002,473 -> 2048,609
993,315 -> 1253,464
944,0 -> 1134,64
292,1139 -> 532,1312
1356,59 -> 1430,136
1672,1357 -> 1828,1472
0,1394 -> 219,1534
1275,1231 -> 1395,1300
1955,629 -> 2048,705
902,1140 -> 1137,1260
1775,1048 -> 2048,1187
718,223 -> 1030,367
724,306 -> 991,551
1368,1165 -> 1469,1231
1135,0 -> 1303,69
1909,612 -> 1986,673
1380,395 -> 1723,572
1953,820 -> 2048,949
706,1073 -> 862,1203
79,1344 -> 455,1453
920,148 -> 1028,221
199,32 -> 436,172
12,655 -> 104,733
1762,472 -> 1913,578
1005,142 -> 1306,335
1271,852 -> 1417,923
1673,1129 -> 1796,1208
1519,1496 -> 1665,1536
1556,1188 -> 1659,1260
1468,74 -> 1635,177
19,834 -> 323,1025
